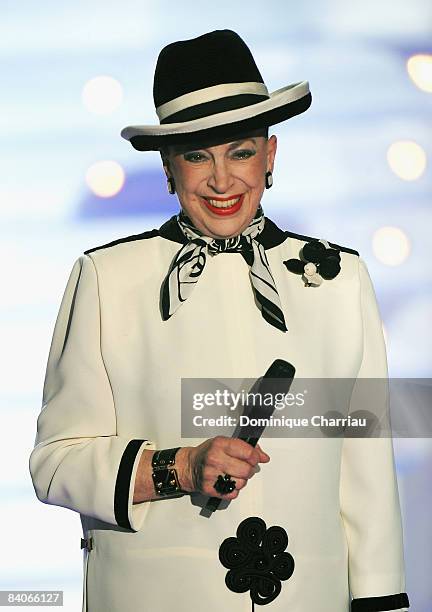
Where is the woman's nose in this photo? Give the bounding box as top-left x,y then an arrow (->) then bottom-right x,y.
207,160 -> 234,194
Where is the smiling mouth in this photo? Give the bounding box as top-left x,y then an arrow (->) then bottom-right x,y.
202,195 -> 243,209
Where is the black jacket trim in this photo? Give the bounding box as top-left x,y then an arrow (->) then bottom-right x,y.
84,229 -> 159,254
114,439 -> 148,530
83,214 -> 358,256
283,228 -> 359,256
351,592 -> 410,611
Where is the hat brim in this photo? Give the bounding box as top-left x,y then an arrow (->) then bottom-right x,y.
120,81 -> 311,151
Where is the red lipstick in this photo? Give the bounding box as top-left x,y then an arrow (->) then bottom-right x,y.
201,193 -> 244,216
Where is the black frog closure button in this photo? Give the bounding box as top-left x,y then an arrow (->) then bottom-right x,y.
218,516 -> 295,609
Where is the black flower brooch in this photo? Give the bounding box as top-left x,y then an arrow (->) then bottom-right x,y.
218,516 -> 294,610
283,238 -> 341,287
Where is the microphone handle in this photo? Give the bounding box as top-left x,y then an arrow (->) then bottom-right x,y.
204,359 -> 295,514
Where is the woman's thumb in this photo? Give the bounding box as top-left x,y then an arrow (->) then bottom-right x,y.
256,443 -> 270,460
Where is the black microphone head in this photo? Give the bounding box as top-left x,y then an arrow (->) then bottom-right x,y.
265,359 -> 296,380
256,359 -> 296,400
233,359 -> 297,441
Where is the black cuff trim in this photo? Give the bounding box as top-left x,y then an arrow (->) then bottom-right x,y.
114,439 -> 148,529
351,592 -> 409,611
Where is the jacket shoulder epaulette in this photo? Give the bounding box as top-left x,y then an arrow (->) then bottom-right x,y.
83,229 -> 160,255
284,229 -> 359,257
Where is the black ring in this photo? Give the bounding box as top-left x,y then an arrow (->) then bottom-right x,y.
214,474 -> 237,494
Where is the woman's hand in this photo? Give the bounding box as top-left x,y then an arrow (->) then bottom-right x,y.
176,437 -> 270,499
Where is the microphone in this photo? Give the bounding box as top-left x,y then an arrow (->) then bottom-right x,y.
205,359 -> 296,513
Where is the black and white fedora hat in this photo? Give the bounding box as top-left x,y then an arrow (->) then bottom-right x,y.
120,29 -> 312,151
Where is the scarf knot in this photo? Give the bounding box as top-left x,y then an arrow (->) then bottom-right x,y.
160,204 -> 288,332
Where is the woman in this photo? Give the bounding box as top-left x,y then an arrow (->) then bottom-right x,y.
29,30 -> 410,612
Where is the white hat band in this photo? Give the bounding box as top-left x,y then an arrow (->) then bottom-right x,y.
156,81 -> 270,121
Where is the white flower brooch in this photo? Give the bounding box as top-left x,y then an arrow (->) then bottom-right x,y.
283,239 -> 341,287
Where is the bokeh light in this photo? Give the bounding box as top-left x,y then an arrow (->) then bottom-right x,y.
372,225 -> 411,266
85,160 -> 125,197
81,75 -> 123,115
387,140 -> 427,181
407,54 -> 432,93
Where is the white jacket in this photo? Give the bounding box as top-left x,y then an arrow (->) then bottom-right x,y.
29,214 -> 410,612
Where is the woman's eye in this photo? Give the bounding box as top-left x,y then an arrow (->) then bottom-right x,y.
184,152 -> 207,162
232,149 -> 255,159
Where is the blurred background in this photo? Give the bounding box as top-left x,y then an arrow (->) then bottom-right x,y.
1,0 -> 431,609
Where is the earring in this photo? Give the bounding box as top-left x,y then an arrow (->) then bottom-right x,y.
265,171 -> 273,189
167,177 -> 176,194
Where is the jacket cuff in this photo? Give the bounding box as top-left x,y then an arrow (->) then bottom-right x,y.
351,592 -> 410,611
114,438 -> 155,532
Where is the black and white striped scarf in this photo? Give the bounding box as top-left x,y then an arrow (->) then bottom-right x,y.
160,204 -> 287,332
